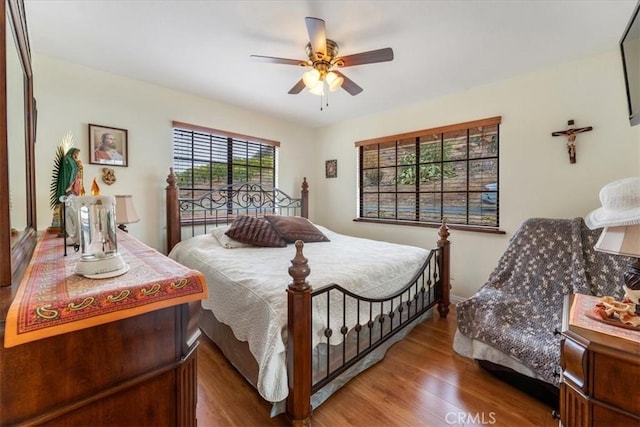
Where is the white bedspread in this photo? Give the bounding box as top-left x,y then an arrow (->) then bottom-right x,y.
168,225 -> 429,403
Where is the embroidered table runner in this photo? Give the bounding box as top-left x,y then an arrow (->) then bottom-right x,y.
4,231 -> 207,348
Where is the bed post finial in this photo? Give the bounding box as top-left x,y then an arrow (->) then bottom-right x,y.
438,219 -> 450,242
286,240 -> 312,426
166,168 -> 180,254
301,178 -> 309,219
437,219 -> 451,318
289,241 -> 310,289
167,167 -> 177,187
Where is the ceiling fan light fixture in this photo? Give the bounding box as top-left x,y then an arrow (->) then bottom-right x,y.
326,71 -> 343,92
309,80 -> 325,96
302,68 -> 320,88
251,17 -> 393,100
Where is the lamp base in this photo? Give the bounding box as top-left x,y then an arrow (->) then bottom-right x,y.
82,263 -> 130,279
623,259 -> 640,289
118,224 -> 129,233
75,252 -> 128,279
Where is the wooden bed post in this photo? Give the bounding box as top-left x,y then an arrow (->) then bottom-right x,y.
301,177 -> 309,219
437,220 -> 451,318
286,241 -> 312,427
166,168 -> 180,253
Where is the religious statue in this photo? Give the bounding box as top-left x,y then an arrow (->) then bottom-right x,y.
56,147 -> 85,200
49,132 -> 84,243
59,148 -> 85,245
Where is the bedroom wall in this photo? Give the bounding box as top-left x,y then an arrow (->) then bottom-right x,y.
313,49 -> 639,299
28,50 -> 639,300
31,54 -> 318,253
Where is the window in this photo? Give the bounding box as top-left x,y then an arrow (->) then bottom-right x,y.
172,121 -> 278,219
357,116 -> 500,229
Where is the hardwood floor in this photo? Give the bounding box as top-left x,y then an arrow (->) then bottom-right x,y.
196,306 -> 557,426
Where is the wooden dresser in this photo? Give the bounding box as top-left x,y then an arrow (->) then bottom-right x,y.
0,231 -> 207,426
560,294 -> 640,427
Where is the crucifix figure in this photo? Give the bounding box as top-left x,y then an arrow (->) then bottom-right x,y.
551,119 -> 593,164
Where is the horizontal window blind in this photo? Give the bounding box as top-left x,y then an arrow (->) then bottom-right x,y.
172,123 -> 277,204
358,117 -> 501,229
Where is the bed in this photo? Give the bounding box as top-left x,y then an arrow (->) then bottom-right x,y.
164,169 -> 451,425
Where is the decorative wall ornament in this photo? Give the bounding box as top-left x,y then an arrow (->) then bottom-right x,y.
551,119 -> 593,164
102,167 -> 116,185
325,159 -> 337,178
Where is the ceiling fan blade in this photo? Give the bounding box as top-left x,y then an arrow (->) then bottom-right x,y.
333,71 -> 363,96
335,48 -> 394,68
250,55 -> 308,66
288,79 -> 306,94
305,17 -> 327,57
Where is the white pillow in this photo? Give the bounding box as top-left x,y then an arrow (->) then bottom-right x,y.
211,226 -> 252,249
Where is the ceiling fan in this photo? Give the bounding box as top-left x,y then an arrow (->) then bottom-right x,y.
250,17 -> 394,97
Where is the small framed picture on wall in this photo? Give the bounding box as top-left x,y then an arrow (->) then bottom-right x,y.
88,124 -> 128,167
325,159 -> 337,178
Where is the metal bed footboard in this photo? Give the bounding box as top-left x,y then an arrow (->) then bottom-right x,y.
310,247 -> 441,393
285,222 -> 450,425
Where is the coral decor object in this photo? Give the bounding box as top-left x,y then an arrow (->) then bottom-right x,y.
91,178 -> 101,196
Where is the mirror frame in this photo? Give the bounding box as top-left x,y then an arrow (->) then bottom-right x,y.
1,0 -> 36,288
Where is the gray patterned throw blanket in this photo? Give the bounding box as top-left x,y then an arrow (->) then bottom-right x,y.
456,218 -> 632,386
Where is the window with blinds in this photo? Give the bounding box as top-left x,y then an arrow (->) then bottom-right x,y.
172,121 -> 278,218
356,117 -> 501,229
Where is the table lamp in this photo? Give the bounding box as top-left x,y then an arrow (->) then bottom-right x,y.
593,224 -> 640,306
585,177 -> 640,310
115,195 -> 140,232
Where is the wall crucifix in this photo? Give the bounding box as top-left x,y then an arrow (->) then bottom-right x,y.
551,119 -> 593,164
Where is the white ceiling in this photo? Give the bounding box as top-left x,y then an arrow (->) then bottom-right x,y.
24,0 -> 638,128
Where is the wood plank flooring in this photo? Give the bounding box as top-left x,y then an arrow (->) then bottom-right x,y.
196,306 -> 557,426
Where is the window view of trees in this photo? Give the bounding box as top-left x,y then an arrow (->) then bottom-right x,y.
358,117 -> 500,228
174,147 -> 275,191
173,128 -> 276,197
172,126 -> 277,223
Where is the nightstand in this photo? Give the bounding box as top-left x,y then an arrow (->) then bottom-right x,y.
560,294 -> 640,427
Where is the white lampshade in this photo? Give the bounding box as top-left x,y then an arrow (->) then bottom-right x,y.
325,71 -> 344,92
115,195 -> 140,226
302,69 -> 320,88
594,225 -> 640,257
309,80 -> 325,96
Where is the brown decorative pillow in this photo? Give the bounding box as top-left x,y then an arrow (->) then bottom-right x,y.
264,215 -> 330,243
225,216 -> 287,247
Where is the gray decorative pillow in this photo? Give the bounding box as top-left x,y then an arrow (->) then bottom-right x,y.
225,216 -> 287,247
264,215 -> 330,243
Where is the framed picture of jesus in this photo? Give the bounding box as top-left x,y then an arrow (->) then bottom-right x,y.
89,124 -> 128,167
